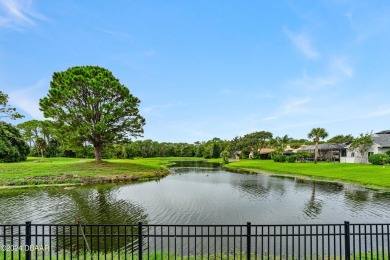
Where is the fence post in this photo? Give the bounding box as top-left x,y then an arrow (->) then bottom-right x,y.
25,221 -> 31,260
247,222 -> 251,260
138,222 -> 143,260
344,221 -> 350,260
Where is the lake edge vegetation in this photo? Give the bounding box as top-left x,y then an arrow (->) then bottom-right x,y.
223,159 -> 390,190
0,157 -> 206,188
2,66 -> 390,190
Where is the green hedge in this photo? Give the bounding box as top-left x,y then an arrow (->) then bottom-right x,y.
286,155 -> 297,163
273,155 -> 286,162
368,153 -> 389,165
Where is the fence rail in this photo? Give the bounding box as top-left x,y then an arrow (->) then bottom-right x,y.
1,221 -> 389,259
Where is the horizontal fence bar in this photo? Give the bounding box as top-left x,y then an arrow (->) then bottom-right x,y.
0,222 -> 389,259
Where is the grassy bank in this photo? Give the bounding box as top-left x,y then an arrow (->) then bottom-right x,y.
0,157 -> 196,188
224,159 -> 390,189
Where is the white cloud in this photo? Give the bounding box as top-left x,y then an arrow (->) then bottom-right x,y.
329,57 -> 354,78
0,0 -> 45,29
361,108 -> 390,119
8,79 -> 48,120
287,58 -> 353,92
284,29 -> 320,59
290,73 -> 338,92
262,116 -> 278,121
279,96 -> 311,115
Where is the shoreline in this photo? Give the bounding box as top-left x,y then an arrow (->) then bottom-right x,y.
2,158 -> 390,191
222,160 -> 390,191
224,166 -> 390,191
0,171 -> 170,190
0,157 -> 176,190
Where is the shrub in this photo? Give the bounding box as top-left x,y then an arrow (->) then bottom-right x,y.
0,122 -> 30,163
387,150 -> 390,156
273,155 -> 286,162
368,154 -> 389,165
295,150 -> 312,163
220,150 -> 230,164
286,155 -> 296,163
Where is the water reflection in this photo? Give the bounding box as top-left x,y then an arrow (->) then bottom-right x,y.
0,186 -> 147,225
0,161 -> 390,225
303,182 -> 323,218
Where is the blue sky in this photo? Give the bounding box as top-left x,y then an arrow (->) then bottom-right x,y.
1,0 -> 390,143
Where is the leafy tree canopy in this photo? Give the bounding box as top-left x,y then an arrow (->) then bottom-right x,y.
0,121 -> 30,163
327,134 -> 354,144
0,91 -> 24,120
242,131 -> 273,151
39,66 -> 145,163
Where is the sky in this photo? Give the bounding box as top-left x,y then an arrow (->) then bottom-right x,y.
1,0 -> 390,143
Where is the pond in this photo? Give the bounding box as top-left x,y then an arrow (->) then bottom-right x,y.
0,160 -> 390,225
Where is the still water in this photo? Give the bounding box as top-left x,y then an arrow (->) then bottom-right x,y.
0,161 -> 389,224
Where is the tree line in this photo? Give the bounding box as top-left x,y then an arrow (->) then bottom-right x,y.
0,65 -> 380,164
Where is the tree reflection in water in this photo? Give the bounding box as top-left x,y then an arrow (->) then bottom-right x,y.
303,182 -> 323,218
49,186 -> 147,255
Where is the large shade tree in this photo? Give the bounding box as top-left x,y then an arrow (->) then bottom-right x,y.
308,127 -> 328,164
241,131 -> 273,156
40,66 -> 145,163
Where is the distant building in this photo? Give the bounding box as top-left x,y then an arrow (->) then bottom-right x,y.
258,148 -> 275,159
341,130 -> 390,163
300,143 -> 349,162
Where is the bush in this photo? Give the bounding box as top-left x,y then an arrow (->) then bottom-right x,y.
220,150 -> 230,164
0,122 -> 30,163
273,155 -> 286,162
295,150 -> 312,163
387,150 -> 390,156
286,155 -> 296,163
368,154 -> 389,165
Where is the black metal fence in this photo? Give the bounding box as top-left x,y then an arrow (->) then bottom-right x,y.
1,221 -> 389,259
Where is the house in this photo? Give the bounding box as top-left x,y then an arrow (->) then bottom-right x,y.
341,130 -> 390,163
300,143 -> 349,162
258,148 -> 275,159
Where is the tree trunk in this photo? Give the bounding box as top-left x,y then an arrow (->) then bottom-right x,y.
314,141 -> 318,164
360,149 -> 365,164
94,143 -> 103,163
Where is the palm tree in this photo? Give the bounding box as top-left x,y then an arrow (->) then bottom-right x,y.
278,134 -> 292,149
308,128 -> 328,164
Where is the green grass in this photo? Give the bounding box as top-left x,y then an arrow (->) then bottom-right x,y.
2,156 -> 390,190
223,159 -> 390,189
0,157 -> 198,188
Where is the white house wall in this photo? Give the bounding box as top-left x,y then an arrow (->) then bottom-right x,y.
342,143 -> 389,164
340,157 -> 358,163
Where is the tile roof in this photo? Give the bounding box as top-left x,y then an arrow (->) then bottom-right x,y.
300,143 -> 349,151
373,133 -> 390,147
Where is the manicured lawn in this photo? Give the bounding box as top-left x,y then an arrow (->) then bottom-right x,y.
2,157 -> 390,189
224,159 -> 390,189
0,157 -> 196,187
